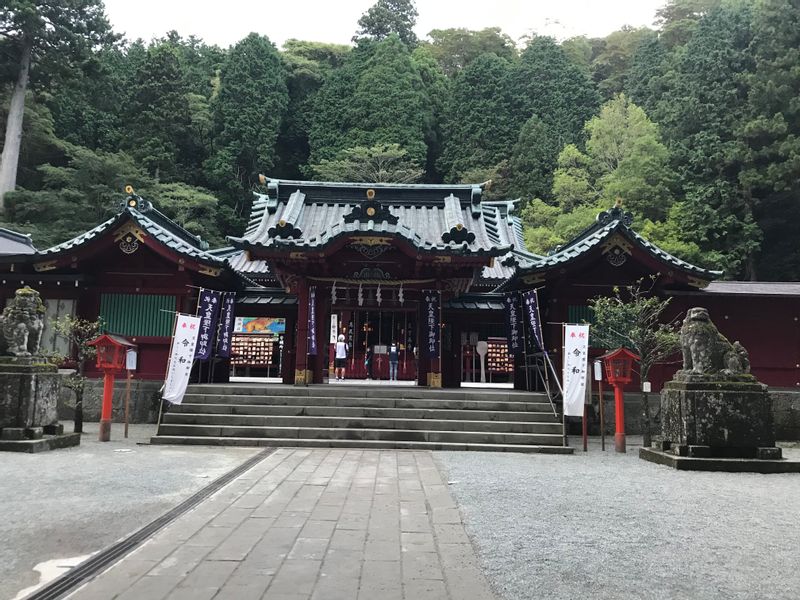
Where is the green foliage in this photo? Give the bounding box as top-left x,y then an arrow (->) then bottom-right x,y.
585,94 -> 675,219
207,33 -> 288,216
551,144 -> 598,212
656,1 -> 760,278
548,95 -> 675,221
520,198 -> 599,254
124,43 -> 192,180
50,314 -> 102,432
591,27 -> 656,99
560,36 -> 594,74
150,182 -> 224,246
456,161 -> 511,201
623,36 -> 669,116
507,36 -> 600,147
4,143 -> 146,247
589,278 -> 680,382
655,0 -> 723,48
507,116 -> 562,202
639,204 -> 718,270
738,0 -> 800,278
5,1 -> 800,282
410,46 -> 448,179
425,27 -> 516,76
438,53 -> 515,180
274,40 -> 351,178
354,0 -> 419,47
310,143 -> 423,183
308,36 -> 428,171
1,1 -> 116,73
2,141 -> 226,248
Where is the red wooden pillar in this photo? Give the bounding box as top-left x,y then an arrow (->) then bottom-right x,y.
294,278 -> 310,385
614,384 -> 626,453
99,371 -> 115,441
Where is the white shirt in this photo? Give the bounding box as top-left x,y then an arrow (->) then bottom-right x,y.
335,341 -> 348,359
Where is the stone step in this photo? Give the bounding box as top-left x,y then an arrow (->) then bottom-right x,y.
168,403 -> 557,423
161,413 -> 562,434
155,423 -> 562,446
150,435 -> 573,453
186,383 -> 547,403
180,393 -> 554,413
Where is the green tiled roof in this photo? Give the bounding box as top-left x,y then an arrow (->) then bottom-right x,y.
230,177 -> 512,257
478,201 -> 541,283
35,195 -> 225,268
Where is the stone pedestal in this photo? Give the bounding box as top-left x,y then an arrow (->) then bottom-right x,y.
660,380 -> 780,459
0,357 -> 60,431
0,357 -> 77,450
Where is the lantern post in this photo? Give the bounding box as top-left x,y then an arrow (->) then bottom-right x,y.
87,334 -> 137,442
599,347 -> 639,453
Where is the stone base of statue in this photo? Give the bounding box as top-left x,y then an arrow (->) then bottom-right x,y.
659,377 -> 779,457
0,357 -> 79,453
639,375 -> 800,472
640,306 -> 800,473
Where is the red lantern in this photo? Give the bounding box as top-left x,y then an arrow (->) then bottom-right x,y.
599,347 -> 640,453
87,335 -> 137,442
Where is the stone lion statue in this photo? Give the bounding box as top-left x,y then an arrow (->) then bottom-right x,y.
0,287 -> 45,357
677,307 -> 751,380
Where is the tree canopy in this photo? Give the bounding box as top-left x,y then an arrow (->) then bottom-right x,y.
3,0 -> 800,281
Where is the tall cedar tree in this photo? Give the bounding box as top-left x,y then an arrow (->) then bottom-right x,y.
657,2 -> 761,279
0,0 -> 114,209
354,0 -> 419,47
125,43 -> 192,181
740,0 -> 800,278
508,37 -> 600,148
437,53 -> 515,180
507,115 -> 561,202
207,33 -> 288,217
624,36 -> 669,116
273,40 -> 350,179
411,46 -> 449,181
308,36 -> 428,171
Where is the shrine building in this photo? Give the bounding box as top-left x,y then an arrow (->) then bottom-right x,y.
1,177 -> 799,393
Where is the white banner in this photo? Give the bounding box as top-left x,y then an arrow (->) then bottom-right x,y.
563,324 -> 590,417
330,314 -> 338,344
163,313 -> 201,405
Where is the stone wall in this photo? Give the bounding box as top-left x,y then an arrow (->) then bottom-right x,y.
58,378 -> 162,424
581,389 -> 800,441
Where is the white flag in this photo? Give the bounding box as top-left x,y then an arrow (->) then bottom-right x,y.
163,313 -> 201,405
563,324 -> 590,417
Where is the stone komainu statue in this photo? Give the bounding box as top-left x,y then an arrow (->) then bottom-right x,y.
0,287 -> 45,357
678,307 -> 751,380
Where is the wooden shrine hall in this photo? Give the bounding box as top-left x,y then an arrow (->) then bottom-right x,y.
1,177 -> 799,392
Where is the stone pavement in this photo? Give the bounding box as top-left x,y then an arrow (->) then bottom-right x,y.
67,448 -> 495,600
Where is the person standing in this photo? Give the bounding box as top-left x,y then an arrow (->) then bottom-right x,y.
389,341 -> 399,381
335,334 -> 348,381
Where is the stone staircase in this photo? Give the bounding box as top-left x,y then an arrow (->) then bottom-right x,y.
151,383 -> 572,453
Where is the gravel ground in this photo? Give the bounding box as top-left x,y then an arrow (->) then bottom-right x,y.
0,422 -> 256,600
436,438 -> 800,600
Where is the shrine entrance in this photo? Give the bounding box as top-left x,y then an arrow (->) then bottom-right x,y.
328,307 -> 418,383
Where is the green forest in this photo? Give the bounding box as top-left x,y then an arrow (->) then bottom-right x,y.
1,0 -> 799,280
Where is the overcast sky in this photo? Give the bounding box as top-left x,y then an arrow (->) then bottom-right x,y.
102,0 -> 666,48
